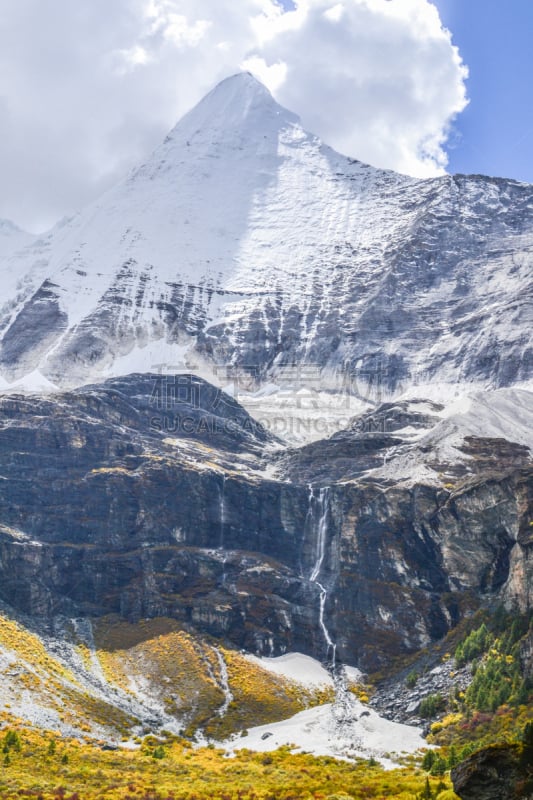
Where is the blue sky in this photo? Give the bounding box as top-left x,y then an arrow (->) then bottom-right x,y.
434,0 -> 533,182
279,0 -> 533,183
281,0 -> 533,183
0,0 -> 531,231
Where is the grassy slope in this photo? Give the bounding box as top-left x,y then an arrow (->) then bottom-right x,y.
0,725 -> 455,800
1,607 -> 531,798
0,611 -> 330,742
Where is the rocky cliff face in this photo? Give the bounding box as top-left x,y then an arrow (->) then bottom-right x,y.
0,375 -> 530,672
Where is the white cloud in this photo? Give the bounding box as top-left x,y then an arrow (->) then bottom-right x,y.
0,0 -> 467,232
258,0 -> 468,177
159,14 -> 212,47
323,5 -> 345,23
241,56 -> 288,92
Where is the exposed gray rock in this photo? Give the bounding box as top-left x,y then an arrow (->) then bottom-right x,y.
0,375 -> 530,672
370,658 -> 472,725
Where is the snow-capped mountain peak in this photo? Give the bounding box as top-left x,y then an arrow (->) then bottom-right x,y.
130,71 -> 302,187
168,72 -> 298,141
0,73 -> 531,412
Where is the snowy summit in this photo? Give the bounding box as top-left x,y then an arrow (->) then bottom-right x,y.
0,72 -> 531,411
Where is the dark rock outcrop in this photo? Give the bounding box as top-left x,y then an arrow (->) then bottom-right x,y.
452,743 -> 533,800
0,375 -> 531,671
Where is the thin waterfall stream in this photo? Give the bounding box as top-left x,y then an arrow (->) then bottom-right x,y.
307,486 -> 363,734
219,474 -> 228,586
219,474 -> 226,550
308,486 -> 336,667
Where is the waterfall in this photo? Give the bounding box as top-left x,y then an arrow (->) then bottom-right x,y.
307,488 -> 364,734
219,475 -> 228,588
219,474 -> 226,550
308,486 -> 336,667
317,582 -> 336,665
310,486 -> 329,582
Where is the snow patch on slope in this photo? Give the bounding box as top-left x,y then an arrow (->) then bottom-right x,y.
5,370 -> 60,393
223,701 -> 426,766
246,652 -> 337,688
367,388 -> 533,486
